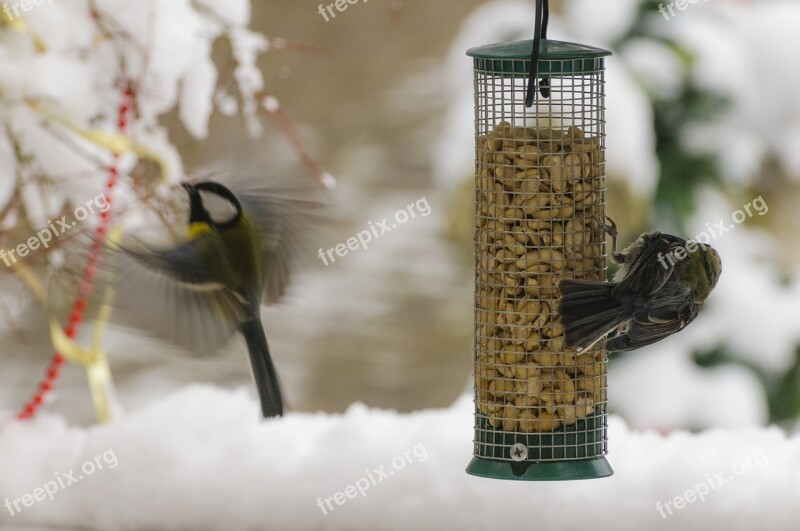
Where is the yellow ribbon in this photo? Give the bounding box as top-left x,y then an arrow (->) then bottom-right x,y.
1,10 -> 47,53
47,226 -> 123,423
25,100 -> 172,182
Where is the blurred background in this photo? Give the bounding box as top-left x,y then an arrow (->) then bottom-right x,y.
1,0 -> 799,434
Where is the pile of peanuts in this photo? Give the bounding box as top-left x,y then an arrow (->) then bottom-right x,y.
474,121 -> 608,433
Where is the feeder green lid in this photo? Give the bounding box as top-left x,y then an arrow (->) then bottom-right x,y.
467,39 -> 612,76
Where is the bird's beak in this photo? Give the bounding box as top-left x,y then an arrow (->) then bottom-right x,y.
181,182 -> 196,195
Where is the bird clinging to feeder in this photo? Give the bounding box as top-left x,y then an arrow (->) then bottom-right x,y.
558,217 -> 722,353
467,0 -> 614,481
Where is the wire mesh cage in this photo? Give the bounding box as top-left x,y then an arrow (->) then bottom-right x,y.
466,39 -> 614,481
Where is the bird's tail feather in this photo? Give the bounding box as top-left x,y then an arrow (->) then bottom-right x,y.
558,280 -> 626,350
241,319 -> 284,418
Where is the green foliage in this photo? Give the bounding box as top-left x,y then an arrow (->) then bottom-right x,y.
609,0 -> 799,425
694,347 -> 800,425
651,82 -> 727,225
617,5 -> 729,227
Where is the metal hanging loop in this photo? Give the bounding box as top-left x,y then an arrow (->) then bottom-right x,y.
524,0 -> 551,107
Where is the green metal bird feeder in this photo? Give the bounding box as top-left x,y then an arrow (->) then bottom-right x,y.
466,0 -> 613,481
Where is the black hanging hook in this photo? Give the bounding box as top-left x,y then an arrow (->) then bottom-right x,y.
524,0 -> 551,107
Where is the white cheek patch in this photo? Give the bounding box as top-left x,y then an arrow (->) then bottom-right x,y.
199,190 -> 238,225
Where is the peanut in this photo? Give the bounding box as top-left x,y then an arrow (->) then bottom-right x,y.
474,121 -> 608,433
502,406 -> 520,431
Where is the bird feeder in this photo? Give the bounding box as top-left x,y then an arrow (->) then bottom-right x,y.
466,3 -> 613,481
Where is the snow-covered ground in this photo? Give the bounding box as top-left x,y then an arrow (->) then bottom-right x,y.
0,387 -> 798,531
3,1 -> 800,528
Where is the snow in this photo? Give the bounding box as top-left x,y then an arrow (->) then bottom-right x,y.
642,0 -> 800,184
684,190 -> 800,375
0,0 -> 277,229
0,386 -> 798,530
566,0 -> 800,187
611,347 -> 768,430
611,187 -> 800,428
193,0 -> 251,27
2,1 -> 799,526
215,89 -> 239,116
434,0 -> 660,198
604,56 -> 660,197
230,26 -> 269,137
564,0 -> 641,45
262,95 -> 280,114
434,0 -> 800,431
320,172 -> 338,191
432,0 -> 538,191
180,39 -> 218,139
618,38 -> 685,101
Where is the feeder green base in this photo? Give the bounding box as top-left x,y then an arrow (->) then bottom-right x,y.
466,455 -> 613,481
468,413 -> 613,481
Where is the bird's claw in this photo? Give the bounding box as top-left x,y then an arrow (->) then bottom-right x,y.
594,215 -> 618,240
594,215 -> 622,261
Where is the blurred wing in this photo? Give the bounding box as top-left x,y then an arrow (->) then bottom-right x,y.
99,235 -> 247,355
606,300 -> 698,352
613,232 -> 686,297
232,178 -> 325,304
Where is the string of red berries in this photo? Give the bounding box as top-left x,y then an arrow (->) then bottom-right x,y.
16,83 -> 133,420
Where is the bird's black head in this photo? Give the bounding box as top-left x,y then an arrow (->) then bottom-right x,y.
182,181 -> 242,229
